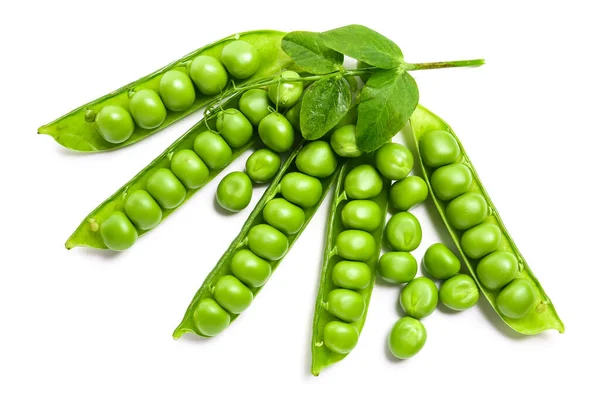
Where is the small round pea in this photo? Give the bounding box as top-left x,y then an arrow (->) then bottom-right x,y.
336,230 -> 376,262
263,198 -> 305,235
385,212 -> 422,252
341,200 -> 382,232
326,289 -> 366,322
216,171 -> 252,212
375,143 -> 414,180
330,124 -> 363,158
245,149 -> 280,183
295,141 -> 338,178
146,168 -> 186,209
189,55 -> 228,96
388,316 -> 427,359
159,70 -> 196,111
334,106 -> 358,129
400,277 -> 438,319
192,298 -> 230,337
331,261 -> 372,290
258,112 -> 295,152
221,40 -> 260,79
378,252 -> 417,284
171,149 -> 209,189
496,279 -> 536,319
430,163 -> 473,201
389,176 -> 428,211
247,224 -> 289,261
461,223 -> 502,259
213,275 -> 254,314
193,131 -> 232,170
100,212 -> 138,250
419,130 -> 461,168
239,89 -> 271,126
323,321 -> 359,354
423,243 -> 461,280
95,105 -> 134,144
129,89 -> 166,130
344,164 -> 383,199
268,70 -> 303,109
439,274 -> 479,311
284,102 -> 301,131
476,251 -> 519,290
216,109 -> 253,148
124,190 -> 162,230
280,172 -> 322,208
446,192 -> 488,230
230,249 -> 271,288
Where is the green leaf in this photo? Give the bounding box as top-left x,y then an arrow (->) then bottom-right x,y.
356,69 -> 419,152
321,24 -> 403,69
282,31 -> 343,74
300,76 -> 351,140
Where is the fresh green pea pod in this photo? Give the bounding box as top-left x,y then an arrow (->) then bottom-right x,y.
38,30 -> 291,152
173,142 -> 341,338
410,105 -> 564,335
311,155 -> 390,376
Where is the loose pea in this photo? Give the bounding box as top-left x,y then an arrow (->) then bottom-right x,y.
146,168 -> 186,209
245,148 -> 281,183
439,274 -> 479,311
216,109 -> 253,148
323,321 -> 359,354
446,192 -> 488,230
221,40 -> 260,79
330,124 -> 362,158
388,316 -> 427,359
239,89 -> 271,126
258,112 -> 295,152
496,279 -> 536,319
100,212 -> 138,251
400,277 -> 438,319
476,251 -> 519,290
280,172 -> 323,208
389,176 -> 428,211
344,164 -> 383,199
95,105 -> 134,144
375,143 -> 414,180
193,131 -> 232,170
326,289 -> 366,322
129,89 -> 166,130
284,102 -> 301,131
189,55 -> 228,96
213,275 -> 254,314
158,70 -> 196,112
295,141 -> 338,178
419,130 -> 461,168
263,198 -> 305,235
423,243 -> 461,280
378,252 -> 417,284
334,106 -> 358,129
461,223 -> 502,259
124,190 -> 162,230
216,171 -> 252,212
385,212 -> 422,252
341,200 -> 382,232
247,224 -> 289,261
230,249 -> 271,288
336,230 -> 376,262
171,149 -> 209,189
268,70 -> 303,109
430,163 -> 473,201
192,298 -> 230,337
331,261 -> 372,290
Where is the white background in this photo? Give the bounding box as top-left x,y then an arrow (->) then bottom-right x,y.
1,1 -> 599,415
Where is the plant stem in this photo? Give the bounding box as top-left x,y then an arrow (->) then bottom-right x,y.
406,59 -> 485,71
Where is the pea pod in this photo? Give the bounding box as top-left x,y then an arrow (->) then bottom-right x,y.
311,155 -> 390,375
38,30 -> 290,152
410,105 -> 564,335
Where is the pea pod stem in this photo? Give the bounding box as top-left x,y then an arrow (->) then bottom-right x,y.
405,59 -> 486,71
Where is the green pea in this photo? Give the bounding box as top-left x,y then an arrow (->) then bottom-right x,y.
284,102 -> 301,131
245,148 -> 281,183
496,279 -> 536,319
230,249 -> 271,288
423,243 -> 461,280
326,289 -> 366,322
389,176 -> 428,211
268,70 -> 303,109
192,298 -> 230,337
330,124 -> 362,158
213,275 -> 254,314
331,261 -> 372,290
430,163 -> 473,201
216,109 -> 253,148
336,230 -> 376,262
258,112 -> 295,152
193,131 -> 232,170
341,200 -> 382,232
296,141 -> 338,178
124,190 -> 162,230
476,251 -> 519,290
280,172 -> 323,208
388,316 -> 427,359
263,198 -> 305,235
385,212 -> 422,252
129,89 -> 166,130
400,277 -> 438,319
323,321 -> 359,354
344,164 -> 383,200
334,106 -> 358,129
95,105 -> 134,144
171,149 -> 209,189
439,274 -> 479,311
375,143 -> 414,180
216,171 -> 252,212
378,252 -> 417,284
247,224 -> 289,261
189,55 -> 228,96
419,130 -> 461,168
158,70 -> 196,111
239,89 -> 271,126
100,212 -> 138,251
221,40 -> 260,79
446,192 -> 488,230
461,223 -> 502,259
146,168 -> 186,209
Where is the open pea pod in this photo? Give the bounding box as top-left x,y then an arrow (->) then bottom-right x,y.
38,30 -> 290,152
410,105 -> 564,335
